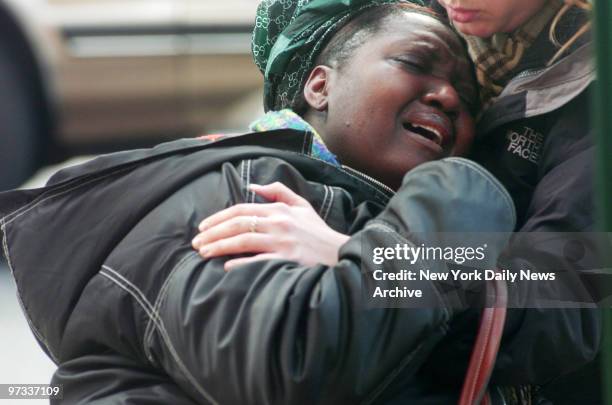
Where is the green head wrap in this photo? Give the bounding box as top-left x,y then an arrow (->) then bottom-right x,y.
253,0 -> 426,112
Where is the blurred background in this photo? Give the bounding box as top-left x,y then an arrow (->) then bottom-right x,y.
0,0 -> 262,402
0,0 -> 264,191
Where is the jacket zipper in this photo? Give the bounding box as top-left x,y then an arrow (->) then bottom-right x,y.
340,165 -> 395,198
299,131 -> 394,198
515,67 -> 547,80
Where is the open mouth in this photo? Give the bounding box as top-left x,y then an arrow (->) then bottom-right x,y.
402,122 -> 443,146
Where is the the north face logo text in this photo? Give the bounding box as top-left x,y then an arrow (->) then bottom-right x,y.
506,127 -> 543,164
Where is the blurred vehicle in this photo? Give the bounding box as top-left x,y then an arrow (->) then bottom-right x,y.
0,0 -> 264,190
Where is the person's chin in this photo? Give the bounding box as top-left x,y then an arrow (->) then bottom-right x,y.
452,21 -> 496,38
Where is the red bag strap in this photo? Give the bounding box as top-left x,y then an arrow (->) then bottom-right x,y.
458,277 -> 508,405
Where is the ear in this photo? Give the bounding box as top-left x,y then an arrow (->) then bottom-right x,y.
303,65 -> 333,111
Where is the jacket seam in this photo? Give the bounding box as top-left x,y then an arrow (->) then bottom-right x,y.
1,218 -> 58,363
2,165 -> 136,226
318,185 -> 330,219
247,159 -> 255,203
99,264 -> 219,405
322,185 -> 335,222
143,252 -> 198,363
245,158 -> 336,223
247,152 -> 393,203
301,132 -> 309,155
301,131 -> 313,156
240,160 -> 247,200
240,160 -> 246,189
1,219 -> 14,293
246,157 -> 339,216
240,159 -> 256,203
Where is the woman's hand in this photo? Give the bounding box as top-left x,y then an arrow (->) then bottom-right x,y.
192,182 -> 349,271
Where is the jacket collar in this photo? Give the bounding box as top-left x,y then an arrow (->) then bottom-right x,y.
477,41 -> 594,136
249,110 -> 339,166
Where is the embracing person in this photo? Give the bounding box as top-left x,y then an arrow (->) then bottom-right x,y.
195,0 -> 601,403
431,2 -> 601,404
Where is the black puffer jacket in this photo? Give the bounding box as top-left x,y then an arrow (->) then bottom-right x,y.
0,129 -> 519,404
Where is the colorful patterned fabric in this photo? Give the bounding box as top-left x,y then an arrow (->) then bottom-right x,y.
459,0 -> 563,106
252,0 -> 425,112
249,109 -> 340,165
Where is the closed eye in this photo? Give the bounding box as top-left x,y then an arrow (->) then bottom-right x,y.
395,58 -> 428,74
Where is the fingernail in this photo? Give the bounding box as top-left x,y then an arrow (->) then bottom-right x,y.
249,184 -> 262,190
191,236 -> 201,248
198,220 -> 208,231
199,247 -> 210,257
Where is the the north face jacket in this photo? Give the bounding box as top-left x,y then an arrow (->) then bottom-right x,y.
0,129 -> 522,404
428,39 -> 602,404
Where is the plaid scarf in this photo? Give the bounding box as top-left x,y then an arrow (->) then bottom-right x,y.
459,0 -> 563,106
249,109 -> 340,166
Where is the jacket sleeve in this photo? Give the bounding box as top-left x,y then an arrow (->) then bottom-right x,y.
51,352 -> 200,405
146,157 -> 516,405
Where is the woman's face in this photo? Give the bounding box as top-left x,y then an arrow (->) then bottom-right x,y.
437,0 -> 548,37
311,12 -> 476,190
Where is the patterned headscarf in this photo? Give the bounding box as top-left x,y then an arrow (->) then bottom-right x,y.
252,0 -> 426,112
